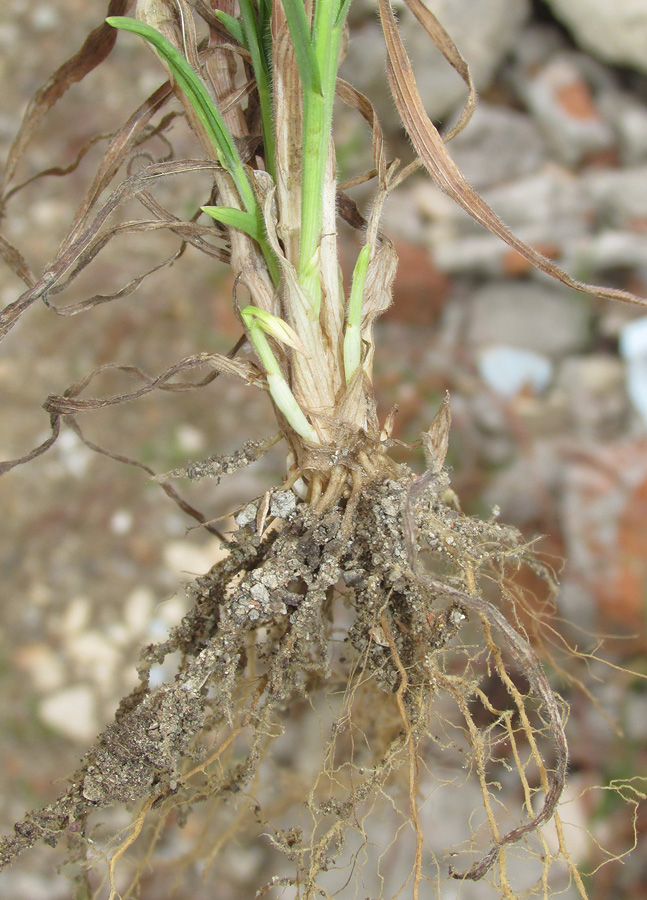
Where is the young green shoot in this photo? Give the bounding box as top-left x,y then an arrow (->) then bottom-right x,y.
343,243 -> 371,383
240,306 -> 319,444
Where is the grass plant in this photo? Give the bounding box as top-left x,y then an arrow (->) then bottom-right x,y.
1,2 -> 646,898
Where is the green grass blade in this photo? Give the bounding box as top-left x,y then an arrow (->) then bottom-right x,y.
242,314 -> 319,443
335,0 -> 353,27
213,10 -> 247,48
240,305 -> 307,355
239,0 -> 276,179
280,0 -> 322,95
106,16 -> 256,213
201,206 -> 262,243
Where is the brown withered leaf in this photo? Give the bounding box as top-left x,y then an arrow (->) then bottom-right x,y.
41,352 -> 262,416
65,82 -> 174,245
421,391 -> 451,474
0,335 -> 249,482
358,236 -> 399,379
272,15 -> 304,267
361,237 -> 399,329
402,0 -> 476,141
0,234 -> 35,289
64,416 -> 225,538
3,131 -> 113,209
336,79 -> 386,186
1,0 -> 135,202
0,160 -> 224,342
377,0 -> 647,309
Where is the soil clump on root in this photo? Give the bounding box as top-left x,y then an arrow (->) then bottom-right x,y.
0,466 -> 566,895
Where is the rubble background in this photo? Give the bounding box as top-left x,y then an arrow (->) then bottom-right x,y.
0,1 -> 646,897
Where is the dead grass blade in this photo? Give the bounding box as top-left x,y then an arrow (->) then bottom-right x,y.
378,0 -> 647,309
64,416 -> 225,539
42,353 -> 263,416
0,160 -> 223,342
402,0 -> 476,141
1,0 -> 135,202
64,82 -> 174,245
2,132 -> 113,209
336,79 -> 386,185
0,234 -> 35,288
0,335 -> 253,482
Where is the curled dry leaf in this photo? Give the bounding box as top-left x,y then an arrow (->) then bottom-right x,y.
336,78 -> 386,186
402,0 -> 476,141
421,391 -> 451,474
0,340 -> 257,479
0,0 -> 135,202
0,160 -> 226,342
377,0 -> 647,310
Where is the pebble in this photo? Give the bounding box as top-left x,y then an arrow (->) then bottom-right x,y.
544,0 -> 647,74
477,345 -> 553,397
14,644 -> 66,692
123,586 -> 155,634
558,355 -> 630,438
270,490 -> 297,519
419,167 -> 591,276
467,281 -> 593,357
598,91 -> 647,164
162,538 -> 224,577
512,53 -> 615,166
38,684 -> 98,742
66,630 -> 119,686
235,502 -> 258,528
619,316 -> 647,424
583,165 -> 647,227
59,596 -> 90,637
447,103 -> 547,190
110,509 -> 133,535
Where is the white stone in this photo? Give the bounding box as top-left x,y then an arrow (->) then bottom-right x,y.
110,509 -> 133,535
176,424 -> 205,453
545,0 -> 647,74
66,630 -> 120,685
477,345 -> 553,397
55,429 -> 93,477
516,55 -> 614,166
620,316 -> 647,424
14,644 -> 66,692
447,104 -> 547,190
619,315 -> 647,360
156,593 -> 188,627
558,355 -> 629,438
583,166 -> 647,227
60,596 -> 91,636
468,282 -> 592,357
39,685 -> 98,742
163,538 -> 222,577
124,586 -> 155,634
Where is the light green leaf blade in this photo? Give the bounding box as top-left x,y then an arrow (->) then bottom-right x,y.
279,0 -> 322,95
106,16 -> 255,213
213,10 -> 247,48
202,206 -> 262,243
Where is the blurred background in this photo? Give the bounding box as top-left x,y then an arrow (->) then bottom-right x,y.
0,0 -> 646,897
